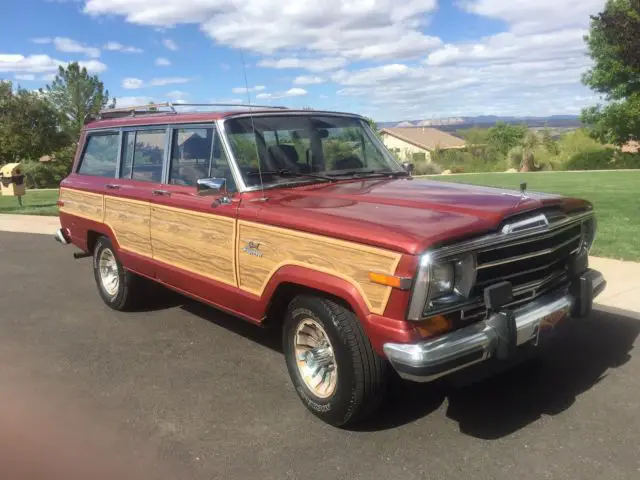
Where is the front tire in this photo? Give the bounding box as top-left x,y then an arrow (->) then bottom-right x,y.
92,236 -> 144,311
283,295 -> 388,427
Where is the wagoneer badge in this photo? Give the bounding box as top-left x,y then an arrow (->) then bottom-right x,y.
242,240 -> 263,257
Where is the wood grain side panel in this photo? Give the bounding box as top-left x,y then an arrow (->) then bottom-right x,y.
104,197 -> 152,257
150,205 -> 236,286
237,221 -> 402,314
58,187 -> 103,222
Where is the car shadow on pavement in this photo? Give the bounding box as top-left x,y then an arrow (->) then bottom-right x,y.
180,299 -> 283,353
356,307 -> 640,437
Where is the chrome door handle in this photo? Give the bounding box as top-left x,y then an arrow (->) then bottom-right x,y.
105,184 -> 121,190
152,189 -> 171,196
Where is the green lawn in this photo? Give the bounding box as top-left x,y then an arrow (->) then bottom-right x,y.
423,171 -> 640,262
0,189 -> 59,216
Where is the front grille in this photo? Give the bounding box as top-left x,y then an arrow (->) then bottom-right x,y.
422,210 -> 590,322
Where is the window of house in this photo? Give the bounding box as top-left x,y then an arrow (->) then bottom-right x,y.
120,130 -> 165,182
77,133 -> 119,177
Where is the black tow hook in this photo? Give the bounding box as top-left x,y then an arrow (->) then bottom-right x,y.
73,251 -> 92,260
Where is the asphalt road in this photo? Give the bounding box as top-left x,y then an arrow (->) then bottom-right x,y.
1,232 -> 639,480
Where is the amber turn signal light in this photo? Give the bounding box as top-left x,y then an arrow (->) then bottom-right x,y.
416,315 -> 453,338
368,272 -> 412,290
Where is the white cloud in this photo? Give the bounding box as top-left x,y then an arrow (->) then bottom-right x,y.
150,77 -> 191,86
78,59 -> 108,73
220,63 -> 231,71
14,74 -> 36,81
82,0 -> 440,60
122,77 -> 144,89
121,76 -> 193,89
461,0 -> 605,34
162,38 -> 178,51
114,96 -> 155,108
258,57 -> 347,73
293,75 -> 325,85
255,87 -> 308,100
30,37 -> 101,58
231,85 -> 266,94
155,57 -> 171,66
0,54 -> 106,75
103,41 -> 143,53
53,37 -> 101,58
166,90 -> 188,102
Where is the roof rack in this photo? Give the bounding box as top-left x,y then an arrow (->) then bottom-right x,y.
96,102 -> 289,120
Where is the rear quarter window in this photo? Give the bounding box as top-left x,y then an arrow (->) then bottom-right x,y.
77,133 -> 119,177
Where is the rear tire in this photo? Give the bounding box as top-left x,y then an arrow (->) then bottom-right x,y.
283,295 -> 388,427
92,236 -> 145,311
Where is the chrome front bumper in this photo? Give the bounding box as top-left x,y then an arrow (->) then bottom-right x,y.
384,269 -> 606,382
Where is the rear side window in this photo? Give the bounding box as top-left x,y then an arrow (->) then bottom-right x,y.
77,133 -> 119,177
120,130 -> 166,182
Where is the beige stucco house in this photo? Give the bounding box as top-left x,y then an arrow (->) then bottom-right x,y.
380,127 -> 466,162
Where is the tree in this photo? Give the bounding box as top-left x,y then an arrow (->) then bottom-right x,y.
541,126 -> 560,155
0,81 -> 70,164
43,62 -> 111,137
581,0 -> 640,146
364,116 -> 381,137
486,122 -> 528,156
520,131 -> 540,171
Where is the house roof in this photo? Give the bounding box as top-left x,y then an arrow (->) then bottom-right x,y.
380,127 -> 466,151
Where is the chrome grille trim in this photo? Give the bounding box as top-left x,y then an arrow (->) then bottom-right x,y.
476,233 -> 581,270
408,209 -> 594,321
428,210 -> 593,261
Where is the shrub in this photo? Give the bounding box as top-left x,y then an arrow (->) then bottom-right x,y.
21,144 -> 76,188
414,161 -> 442,175
564,148 -> 616,170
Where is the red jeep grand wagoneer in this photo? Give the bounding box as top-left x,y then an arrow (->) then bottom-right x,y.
55,103 -> 605,426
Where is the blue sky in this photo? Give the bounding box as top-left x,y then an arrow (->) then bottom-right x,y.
1,0 -> 606,121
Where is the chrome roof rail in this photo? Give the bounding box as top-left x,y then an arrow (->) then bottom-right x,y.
96,102 -> 289,119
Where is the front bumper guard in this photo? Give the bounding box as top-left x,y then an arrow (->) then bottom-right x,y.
383,269 -> 606,382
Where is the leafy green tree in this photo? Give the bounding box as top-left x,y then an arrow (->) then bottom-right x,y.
582,0 -> 640,145
43,62 -> 111,137
486,122 -> 528,156
364,116 -> 380,137
541,126 -> 560,155
0,81 -> 70,164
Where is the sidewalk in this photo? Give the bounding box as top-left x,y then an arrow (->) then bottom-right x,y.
1,214 -> 639,315
0,214 -> 61,235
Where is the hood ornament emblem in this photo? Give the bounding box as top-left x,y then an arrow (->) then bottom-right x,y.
501,182 -> 529,202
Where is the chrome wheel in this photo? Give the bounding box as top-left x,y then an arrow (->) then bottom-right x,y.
294,319 -> 337,399
98,248 -> 119,297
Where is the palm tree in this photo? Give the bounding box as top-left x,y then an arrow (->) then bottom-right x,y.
520,131 -> 539,171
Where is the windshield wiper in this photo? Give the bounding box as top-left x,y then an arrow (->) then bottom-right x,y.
327,170 -> 408,178
245,169 -> 337,182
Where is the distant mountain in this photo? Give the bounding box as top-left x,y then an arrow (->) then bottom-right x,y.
378,115 -> 581,130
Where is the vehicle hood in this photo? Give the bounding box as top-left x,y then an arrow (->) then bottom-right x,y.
247,178 -> 591,255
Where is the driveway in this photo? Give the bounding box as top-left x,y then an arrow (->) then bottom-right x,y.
1,232 -> 639,479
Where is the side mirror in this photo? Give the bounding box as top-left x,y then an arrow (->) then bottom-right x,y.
197,177 -> 226,196
402,162 -> 414,175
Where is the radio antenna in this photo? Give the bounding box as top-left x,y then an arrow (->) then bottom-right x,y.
240,49 -> 266,200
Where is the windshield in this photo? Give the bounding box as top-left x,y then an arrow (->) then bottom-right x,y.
224,114 -> 405,189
